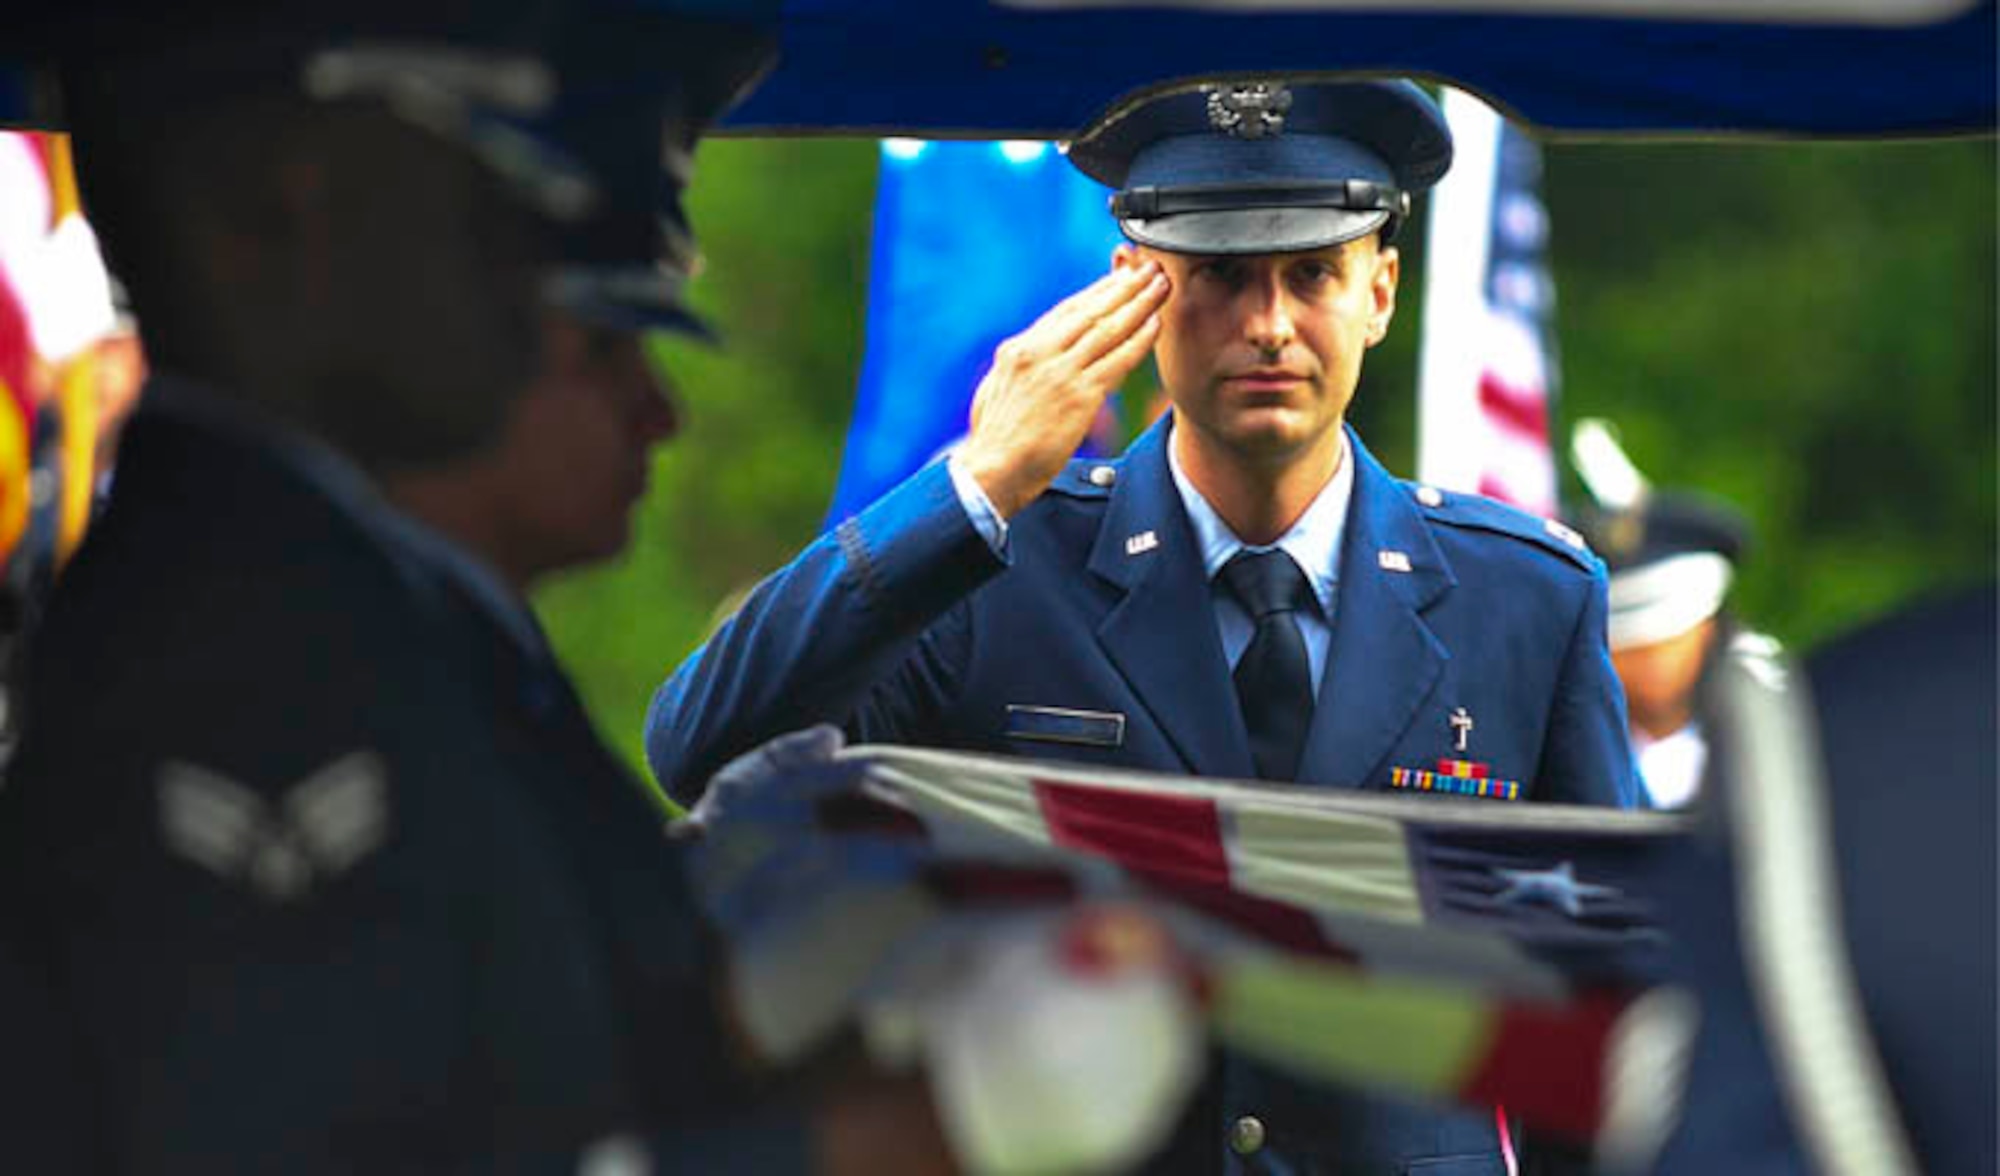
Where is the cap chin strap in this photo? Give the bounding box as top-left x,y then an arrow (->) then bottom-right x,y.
1110,179 -> 1409,223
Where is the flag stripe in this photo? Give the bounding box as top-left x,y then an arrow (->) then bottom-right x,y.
1225,801 -> 1424,924
1477,370 -> 1550,439
1211,955 -> 1508,1100
1035,779 -> 1231,886
1459,992 -> 1626,1140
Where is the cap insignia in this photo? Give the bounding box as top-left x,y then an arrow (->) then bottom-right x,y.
1605,511 -> 1645,560
1205,84 -> 1293,140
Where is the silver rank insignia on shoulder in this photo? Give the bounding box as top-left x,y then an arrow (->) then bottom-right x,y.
1205,83 -> 1292,139
1545,518 -> 1588,551
1125,530 -> 1159,556
158,751 -> 391,902
1378,550 -> 1412,573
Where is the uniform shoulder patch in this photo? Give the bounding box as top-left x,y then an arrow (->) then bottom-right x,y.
1046,459 -> 1121,500
1408,483 -> 1598,572
157,751 -> 392,902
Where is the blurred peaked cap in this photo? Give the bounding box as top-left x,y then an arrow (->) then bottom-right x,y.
532,9 -> 779,340
1066,78 -> 1452,255
542,265 -> 717,342
33,2 -> 776,340
1576,492 -> 1752,574
1575,492 -> 1753,650
29,1 -> 779,227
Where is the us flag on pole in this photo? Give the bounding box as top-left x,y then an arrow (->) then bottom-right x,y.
1417,91 -> 1561,516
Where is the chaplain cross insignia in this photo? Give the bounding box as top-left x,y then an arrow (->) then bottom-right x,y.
1205,83 -> 1293,139
1449,706 -> 1474,752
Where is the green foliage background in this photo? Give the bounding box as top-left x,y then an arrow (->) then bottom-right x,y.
535,134 -> 1997,784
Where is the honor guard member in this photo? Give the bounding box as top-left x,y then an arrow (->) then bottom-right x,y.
1571,419 -> 1756,809
647,78 -> 1639,1173
1638,588 -> 1995,1175
0,6 -> 955,1172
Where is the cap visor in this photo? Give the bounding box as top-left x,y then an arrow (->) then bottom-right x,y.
563,298 -> 720,345
1120,207 -> 1389,255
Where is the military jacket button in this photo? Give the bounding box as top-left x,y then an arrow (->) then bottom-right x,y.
1416,484 -> 1444,507
1229,1114 -> 1267,1156
1089,465 -> 1118,488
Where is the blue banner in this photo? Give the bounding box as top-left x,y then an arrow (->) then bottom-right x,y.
825,139 -> 1123,523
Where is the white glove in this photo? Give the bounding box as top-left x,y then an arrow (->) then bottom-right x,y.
922,906 -> 1204,1176
685,723 -> 850,834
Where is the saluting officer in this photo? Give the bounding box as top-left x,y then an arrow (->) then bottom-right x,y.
0,7 -> 954,1172
648,78 -> 1639,1173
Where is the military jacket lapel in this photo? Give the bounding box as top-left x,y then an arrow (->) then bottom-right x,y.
1086,420 -> 1256,780
1299,431 -> 1455,788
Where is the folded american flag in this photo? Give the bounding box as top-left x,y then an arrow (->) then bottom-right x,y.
695,745 -> 1695,1172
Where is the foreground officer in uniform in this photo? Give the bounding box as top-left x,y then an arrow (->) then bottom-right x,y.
649,79 -> 1638,1173
0,9 -> 955,1173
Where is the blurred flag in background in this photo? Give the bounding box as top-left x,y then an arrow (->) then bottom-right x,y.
824,139 -> 1124,524
0,131 -> 136,761
0,130 -> 124,570
1417,91 -> 1562,517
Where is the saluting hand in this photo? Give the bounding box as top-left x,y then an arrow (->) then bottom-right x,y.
954,260 -> 1169,519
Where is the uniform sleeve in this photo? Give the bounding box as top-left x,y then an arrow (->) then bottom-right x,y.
646,460 -> 1008,803
947,452 -> 1011,556
1535,563 -> 1643,808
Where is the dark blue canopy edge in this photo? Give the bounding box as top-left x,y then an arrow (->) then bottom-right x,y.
3,0 -> 1993,138
717,1 -> 1996,139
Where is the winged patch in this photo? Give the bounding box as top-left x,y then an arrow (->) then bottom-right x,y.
158,752 -> 391,901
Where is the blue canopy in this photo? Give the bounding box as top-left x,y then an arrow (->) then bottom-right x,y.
5,0 -> 1993,137
719,0 -> 1995,138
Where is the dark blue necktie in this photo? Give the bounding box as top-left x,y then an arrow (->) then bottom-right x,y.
1220,549 -> 1316,780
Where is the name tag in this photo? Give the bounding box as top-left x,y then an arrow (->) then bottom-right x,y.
1003,705 -> 1127,749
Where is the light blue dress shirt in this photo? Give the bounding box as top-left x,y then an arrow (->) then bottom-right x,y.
1166,437 -> 1352,693
947,436 -> 1355,692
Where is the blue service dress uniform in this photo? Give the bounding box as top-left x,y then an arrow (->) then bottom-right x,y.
647,414 -> 1639,1174
0,394 -> 813,1174
1648,589 -> 1996,1175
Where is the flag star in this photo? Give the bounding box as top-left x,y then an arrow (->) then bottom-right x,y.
1493,861 -> 1618,918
